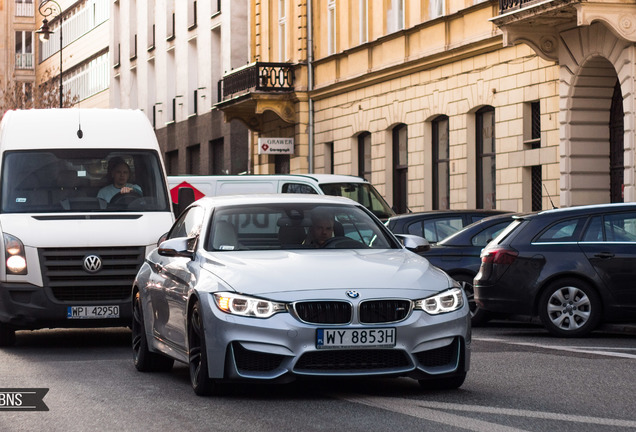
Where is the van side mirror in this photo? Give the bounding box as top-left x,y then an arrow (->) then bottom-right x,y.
174,187 -> 196,217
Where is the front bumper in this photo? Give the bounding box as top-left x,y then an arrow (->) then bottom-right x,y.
198,293 -> 471,382
0,282 -> 132,331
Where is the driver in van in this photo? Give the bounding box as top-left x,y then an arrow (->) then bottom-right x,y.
97,157 -> 143,203
304,211 -> 335,247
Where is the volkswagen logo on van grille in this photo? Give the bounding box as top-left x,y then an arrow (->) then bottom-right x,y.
83,255 -> 102,273
346,290 -> 359,299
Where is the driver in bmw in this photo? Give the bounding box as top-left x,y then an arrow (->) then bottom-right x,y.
97,157 -> 142,203
304,210 -> 335,247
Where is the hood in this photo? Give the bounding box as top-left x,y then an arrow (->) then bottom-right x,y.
200,249 -> 452,296
0,213 -> 173,248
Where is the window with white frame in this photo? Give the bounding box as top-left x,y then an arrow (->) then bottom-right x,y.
278,0 -> 287,61
387,0 -> 404,33
15,31 -> 33,69
430,0 -> 444,20
328,0 -> 336,55
359,0 -> 368,44
64,51 -> 110,102
15,0 -> 34,17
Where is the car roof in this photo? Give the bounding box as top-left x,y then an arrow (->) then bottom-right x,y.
194,193 -> 359,208
520,202 -> 636,220
388,209 -> 510,221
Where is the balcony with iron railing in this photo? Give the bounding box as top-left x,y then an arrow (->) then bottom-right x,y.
219,62 -> 295,102
215,62 -> 296,131
15,1 -> 35,17
15,53 -> 34,69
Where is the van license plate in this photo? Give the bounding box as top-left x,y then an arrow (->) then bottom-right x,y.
67,306 -> 120,319
316,328 -> 396,349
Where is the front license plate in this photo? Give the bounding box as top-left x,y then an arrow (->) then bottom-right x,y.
316,328 -> 396,349
67,305 -> 120,319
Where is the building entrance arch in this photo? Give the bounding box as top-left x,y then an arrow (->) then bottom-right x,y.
560,23 -> 635,206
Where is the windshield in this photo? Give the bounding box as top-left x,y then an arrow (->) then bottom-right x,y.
2,149 -> 170,213
206,203 -> 398,251
319,183 -> 395,220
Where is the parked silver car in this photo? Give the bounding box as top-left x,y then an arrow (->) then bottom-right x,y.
132,194 -> 470,395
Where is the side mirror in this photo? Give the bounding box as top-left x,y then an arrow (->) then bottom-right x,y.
158,237 -> 195,259
394,234 -> 430,253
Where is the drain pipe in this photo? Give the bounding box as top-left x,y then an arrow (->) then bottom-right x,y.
307,0 -> 314,173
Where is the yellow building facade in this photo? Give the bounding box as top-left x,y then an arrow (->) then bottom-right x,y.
217,0 -> 636,212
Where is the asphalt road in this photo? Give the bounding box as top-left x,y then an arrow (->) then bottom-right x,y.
1,322 -> 635,432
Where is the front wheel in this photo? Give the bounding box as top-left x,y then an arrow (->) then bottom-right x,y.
189,301 -> 216,396
419,372 -> 467,390
538,279 -> 601,337
132,291 -> 174,372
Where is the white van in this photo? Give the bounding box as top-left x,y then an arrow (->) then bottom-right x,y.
168,174 -> 396,220
0,109 -> 174,345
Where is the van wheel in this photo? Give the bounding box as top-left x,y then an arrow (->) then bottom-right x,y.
0,324 -> 16,347
538,279 -> 601,337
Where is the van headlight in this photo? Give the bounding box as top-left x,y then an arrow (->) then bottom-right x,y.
213,292 -> 287,318
414,287 -> 464,315
4,233 -> 27,275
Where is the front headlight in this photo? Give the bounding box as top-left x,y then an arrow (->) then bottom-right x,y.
213,292 -> 287,318
4,233 -> 27,275
414,287 -> 464,315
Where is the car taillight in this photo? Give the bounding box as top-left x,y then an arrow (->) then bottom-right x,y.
481,247 -> 518,265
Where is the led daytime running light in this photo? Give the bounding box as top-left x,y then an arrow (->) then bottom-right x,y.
415,287 -> 464,315
213,293 -> 286,318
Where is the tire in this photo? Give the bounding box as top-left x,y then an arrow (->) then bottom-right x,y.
419,372 -> 467,390
538,279 -> 601,338
0,324 -> 16,347
132,291 -> 174,372
188,301 -> 216,396
453,274 -> 491,326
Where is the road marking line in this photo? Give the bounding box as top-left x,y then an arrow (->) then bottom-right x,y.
474,337 -> 636,359
339,395 -> 530,432
338,396 -> 636,429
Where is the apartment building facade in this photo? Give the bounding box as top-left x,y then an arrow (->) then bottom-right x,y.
110,0 -> 250,176
35,0 -> 110,108
216,0 -> 635,213
1,0 -> 36,112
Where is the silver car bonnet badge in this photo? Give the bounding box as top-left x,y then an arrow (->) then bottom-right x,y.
346,290 -> 359,299
83,255 -> 102,273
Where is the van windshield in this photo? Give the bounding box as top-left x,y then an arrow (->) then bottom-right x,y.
319,183 -> 395,220
1,149 -> 170,213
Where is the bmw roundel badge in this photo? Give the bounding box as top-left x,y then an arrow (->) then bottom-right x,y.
346,290 -> 360,299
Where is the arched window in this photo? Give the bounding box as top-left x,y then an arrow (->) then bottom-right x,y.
357,132 -> 371,181
432,115 -> 449,210
393,124 -> 408,214
476,106 -> 495,209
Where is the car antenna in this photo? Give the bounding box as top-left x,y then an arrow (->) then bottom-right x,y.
543,184 -> 557,209
76,104 -> 83,139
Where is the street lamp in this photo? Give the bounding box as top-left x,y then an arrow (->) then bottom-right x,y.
36,0 -> 63,108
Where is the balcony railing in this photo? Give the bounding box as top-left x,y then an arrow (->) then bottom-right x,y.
15,1 -> 34,17
219,62 -> 294,102
499,0 -> 545,13
15,53 -> 33,69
